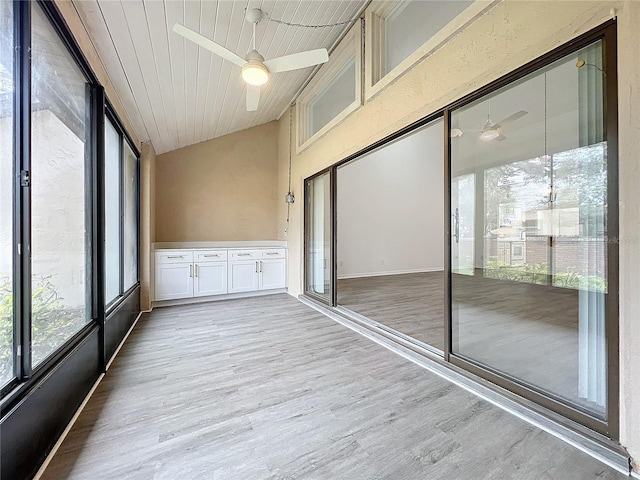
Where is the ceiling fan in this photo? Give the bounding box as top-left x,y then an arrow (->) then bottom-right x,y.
450,110 -> 528,141
173,8 -> 329,112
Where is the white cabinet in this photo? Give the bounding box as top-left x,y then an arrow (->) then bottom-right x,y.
228,260 -> 260,293
228,249 -> 287,293
155,263 -> 193,300
154,246 -> 286,303
155,250 -> 194,301
193,250 -> 227,297
194,262 -> 227,297
259,259 -> 286,290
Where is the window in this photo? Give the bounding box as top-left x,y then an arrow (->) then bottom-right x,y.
365,0 -> 486,99
0,0 -> 14,387
30,3 -> 91,367
336,118 -> 445,352
305,171 -> 333,303
297,20 -> 362,150
308,58 -> 356,138
105,116 -> 120,304
123,142 -> 138,290
450,39 -> 612,419
302,22 -> 617,436
105,113 -> 140,306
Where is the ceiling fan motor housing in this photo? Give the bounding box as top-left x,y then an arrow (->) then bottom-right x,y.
245,8 -> 265,25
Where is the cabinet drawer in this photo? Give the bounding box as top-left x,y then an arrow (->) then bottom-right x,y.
156,250 -> 193,264
260,248 -> 286,259
194,250 -> 227,262
228,250 -> 260,260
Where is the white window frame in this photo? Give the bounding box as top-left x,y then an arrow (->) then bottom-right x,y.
365,0 -> 499,101
296,19 -> 362,153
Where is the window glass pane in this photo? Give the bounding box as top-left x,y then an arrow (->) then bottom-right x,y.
450,41 -> 608,417
0,0 -> 14,386
384,0 -> 472,75
305,172 -> 332,302
308,57 -> 355,137
123,143 -> 137,290
105,117 -> 120,304
31,4 -> 90,367
337,119 -> 445,352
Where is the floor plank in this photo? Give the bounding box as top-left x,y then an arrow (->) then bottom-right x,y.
337,272 -> 603,415
42,294 -> 624,479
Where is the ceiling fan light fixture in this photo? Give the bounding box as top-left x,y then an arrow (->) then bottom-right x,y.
480,128 -> 500,141
242,62 -> 269,86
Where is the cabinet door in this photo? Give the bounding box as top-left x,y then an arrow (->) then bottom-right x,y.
194,262 -> 227,297
155,263 -> 193,300
259,259 -> 286,290
228,260 -> 259,293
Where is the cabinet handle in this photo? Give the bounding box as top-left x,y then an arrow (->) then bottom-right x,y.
259,261 -> 262,273
266,252 -> 279,256
189,264 -> 193,277
255,261 -> 259,273
195,264 -> 199,277
203,254 -> 219,257
238,253 -> 251,257
167,255 -> 184,259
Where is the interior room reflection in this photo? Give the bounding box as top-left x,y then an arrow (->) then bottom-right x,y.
336,119 -> 444,352
450,41 -> 608,417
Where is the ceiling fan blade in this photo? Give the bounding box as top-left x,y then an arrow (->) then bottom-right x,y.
494,110 -> 528,128
173,23 -> 246,68
246,85 -> 261,112
495,132 -> 507,141
264,49 -> 329,73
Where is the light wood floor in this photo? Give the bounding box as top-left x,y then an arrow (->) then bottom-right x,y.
338,272 -> 444,350
42,294 -> 623,479
338,272 -> 601,416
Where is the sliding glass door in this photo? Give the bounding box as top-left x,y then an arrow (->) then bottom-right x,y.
450,39 -> 613,419
335,119 -> 445,351
305,171 -> 333,303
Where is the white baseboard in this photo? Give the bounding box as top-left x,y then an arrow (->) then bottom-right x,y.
338,267 -> 443,280
152,288 -> 287,308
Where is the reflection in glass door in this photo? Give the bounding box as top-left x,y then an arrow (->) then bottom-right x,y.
450,40 -> 611,419
451,174 -> 475,275
305,172 -> 332,303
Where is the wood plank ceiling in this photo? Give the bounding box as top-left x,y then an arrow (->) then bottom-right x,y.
71,0 -> 366,154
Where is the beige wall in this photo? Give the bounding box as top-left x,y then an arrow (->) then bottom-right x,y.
155,121 -> 279,242
139,142 -> 156,311
277,0 -> 640,469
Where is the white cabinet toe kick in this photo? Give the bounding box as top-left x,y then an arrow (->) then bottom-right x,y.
154,245 -> 287,306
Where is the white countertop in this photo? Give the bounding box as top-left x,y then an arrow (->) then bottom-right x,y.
153,241 -> 288,250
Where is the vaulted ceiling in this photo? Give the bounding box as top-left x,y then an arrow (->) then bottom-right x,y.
72,0 -> 367,154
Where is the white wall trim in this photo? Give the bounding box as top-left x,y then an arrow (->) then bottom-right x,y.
338,267 -> 442,280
